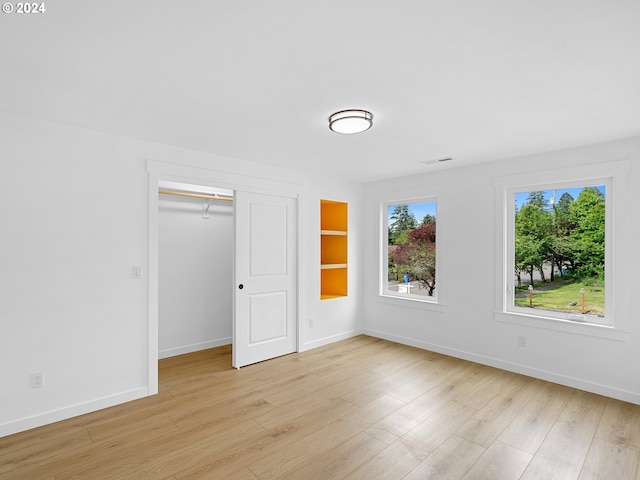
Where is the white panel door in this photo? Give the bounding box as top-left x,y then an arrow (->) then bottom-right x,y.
233,191 -> 297,368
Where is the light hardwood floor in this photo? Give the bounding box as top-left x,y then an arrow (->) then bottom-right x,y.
2,335 -> 640,479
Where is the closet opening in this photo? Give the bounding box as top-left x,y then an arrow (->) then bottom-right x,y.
157,181 -> 234,361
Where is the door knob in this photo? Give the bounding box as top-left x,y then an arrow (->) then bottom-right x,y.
238,284 -> 244,290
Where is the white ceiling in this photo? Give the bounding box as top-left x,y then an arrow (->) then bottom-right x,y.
2,1 -> 639,182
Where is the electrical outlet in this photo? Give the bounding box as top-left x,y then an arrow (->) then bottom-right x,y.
309,317 -> 314,328
30,372 -> 44,388
517,336 -> 527,348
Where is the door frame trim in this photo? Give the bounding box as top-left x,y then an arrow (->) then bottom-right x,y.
146,159 -> 301,394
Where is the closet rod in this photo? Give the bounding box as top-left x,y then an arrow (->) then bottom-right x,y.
158,189 -> 233,202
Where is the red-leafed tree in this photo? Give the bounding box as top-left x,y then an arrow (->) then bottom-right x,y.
390,222 -> 436,295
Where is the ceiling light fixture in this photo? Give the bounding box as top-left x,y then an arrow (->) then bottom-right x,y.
328,109 -> 373,134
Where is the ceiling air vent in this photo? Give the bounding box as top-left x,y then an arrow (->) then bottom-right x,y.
421,157 -> 453,166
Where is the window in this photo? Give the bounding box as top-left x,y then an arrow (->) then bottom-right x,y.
382,199 -> 437,302
495,161 -> 631,338
508,183 -> 608,325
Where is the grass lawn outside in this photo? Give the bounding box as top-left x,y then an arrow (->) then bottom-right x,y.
514,280 -> 604,315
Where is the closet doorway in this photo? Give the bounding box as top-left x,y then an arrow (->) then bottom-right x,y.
153,177 -> 298,376
158,181 -> 234,359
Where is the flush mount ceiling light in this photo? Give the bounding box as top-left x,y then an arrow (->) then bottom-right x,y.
328,109 -> 373,134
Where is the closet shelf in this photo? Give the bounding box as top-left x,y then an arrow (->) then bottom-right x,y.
159,189 -> 233,202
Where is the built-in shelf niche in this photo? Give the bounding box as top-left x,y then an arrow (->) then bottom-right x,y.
320,199 -> 347,299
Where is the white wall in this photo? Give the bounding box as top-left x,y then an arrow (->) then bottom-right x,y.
158,192 -> 233,358
363,137 -> 640,404
0,111 -> 364,437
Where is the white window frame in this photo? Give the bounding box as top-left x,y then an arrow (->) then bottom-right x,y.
494,161 -> 630,340
380,196 -> 440,305
506,179 -> 611,324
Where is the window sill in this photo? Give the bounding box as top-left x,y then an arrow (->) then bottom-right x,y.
378,293 -> 445,312
495,310 -> 630,341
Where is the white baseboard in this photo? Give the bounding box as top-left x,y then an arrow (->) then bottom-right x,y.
364,328 -> 640,405
0,387 -> 148,438
301,328 -> 364,352
159,337 -> 232,359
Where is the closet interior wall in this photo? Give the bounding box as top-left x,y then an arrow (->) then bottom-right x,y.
158,188 -> 233,358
